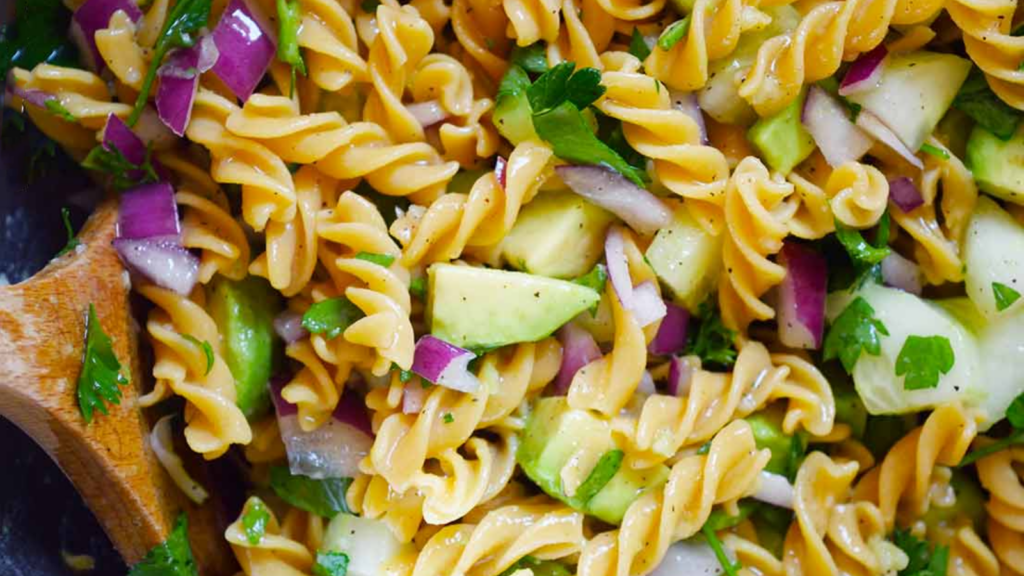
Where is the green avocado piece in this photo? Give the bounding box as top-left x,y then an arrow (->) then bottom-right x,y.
747,88 -> 816,174
967,125 -> 1024,206
585,462 -> 669,525
502,192 -> 615,279
428,264 -> 601,349
493,67 -> 539,145
920,470 -> 986,533
208,276 -> 282,420
645,201 -> 723,312
746,406 -> 805,477
833,383 -> 868,439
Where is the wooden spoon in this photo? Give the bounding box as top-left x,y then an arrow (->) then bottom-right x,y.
0,196 -> 234,574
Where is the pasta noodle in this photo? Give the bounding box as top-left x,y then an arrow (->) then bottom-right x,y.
227,497 -> 316,576
825,161 -> 889,230
976,445 -> 1024,574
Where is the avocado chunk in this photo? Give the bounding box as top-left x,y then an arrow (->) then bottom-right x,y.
747,88 -> 816,174
746,406 -> 806,477
585,462 -> 669,525
833,383 -> 868,439
428,264 -> 600,348
966,126 -> 1024,205
323,514 -> 413,576
493,67 -> 538,145
920,470 -> 986,532
645,201 -> 723,311
502,192 -> 615,279
964,196 -> 1024,317
208,276 -> 282,420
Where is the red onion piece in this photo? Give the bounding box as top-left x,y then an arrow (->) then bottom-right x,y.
273,310 -> 309,344
855,111 -> 923,169
839,45 -> 888,96
112,238 -> 199,295
881,251 -> 922,295
103,113 -> 146,165
406,100 -> 449,128
638,370 -> 656,396
888,176 -> 924,212
333,389 -> 374,436
776,241 -> 827,350
269,374 -> 297,416
411,335 -> 480,393
604,226 -> 667,328
554,322 -> 601,394
6,82 -> 55,109
753,471 -> 795,509
557,165 -> 671,236
669,90 -> 708,145
71,0 -> 143,72
156,47 -> 200,136
211,0 -> 276,101
630,281 -> 668,328
495,156 -> 508,190
196,35 -> 220,74
667,355 -> 696,396
801,85 -> 873,168
118,182 -> 180,240
402,382 -> 426,414
650,539 -> 734,576
648,302 -> 689,355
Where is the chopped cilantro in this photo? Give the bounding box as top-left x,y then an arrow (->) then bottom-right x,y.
527,62 -> 605,113
44,99 -> 76,122
823,297 -> 889,373
269,466 -> 352,518
409,277 -> 427,299
702,524 -> 742,576
834,218 -> 890,267
276,0 -> 306,96
893,528 -> 949,576
960,391 -> 1024,466
628,28 -> 651,61
127,513 -> 197,576
686,300 -> 738,369
57,207 -> 80,257
573,264 -> 607,294
993,282 -> 1021,312
510,43 -> 549,74
953,67 -> 1022,141
313,552 -> 350,576
301,297 -> 365,339
354,252 -> 396,267
533,101 -> 646,186
443,412 -> 454,424
181,335 -> 214,375
77,304 -> 129,423
696,440 -> 712,455
242,499 -> 270,545
657,17 -> 691,51
567,449 -> 623,508
361,0 -> 380,11
0,0 -> 79,81
895,335 -> 954,390
498,556 -> 571,576
81,143 -> 161,191
919,143 -> 950,160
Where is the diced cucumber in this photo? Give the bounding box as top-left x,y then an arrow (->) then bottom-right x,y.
585,463 -> 669,525
974,304 -> 1024,429
964,196 -> 1024,317
322,514 -> 413,576
747,88 -> 816,174
644,201 -> 723,312
966,125 -> 1024,205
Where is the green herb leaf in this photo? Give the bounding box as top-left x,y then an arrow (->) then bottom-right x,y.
960,391 -> 1024,465
702,524 -> 742,576
1008,391 -> 1024,428
786,432 -> 808,482
181,335 -> 214,375
409,277 -> 427,299
564,67 -> 605,110
0,0 -> 80,81
824,296 -> 890,373
895,335 -> 955,390
657,17 -> 691,51
953,67 -> 1022,141
573,264 -> 607,293
354,252 -> 396,267
242,499 -> 271,545
57,207 -> 80,257
686,300 -> 738,369
44,99 -> 76,122
128,513 -> 198,576
81,144 -> 161,191
532,101 -> 645,186
269,466 -> 352,518
77,304 -> 129,423
628,28 -> 651,61
893,528 -> 949,576
993,282 -> 1021,312
834,220 -> 891,266
360,0 -> 381,11
510,43 -> 549,74
498,557 -> 571,576
130,0 -> 212,126
703,501 -> 758,532
919,143 -> 950,160
567,449 -> 623,508
497,65 -> 532,105
443,412 -> 454,424
301,297 -> 365,339
313,551 -> 350,576
696,440 -> 712,455
527,62 -> 606,112
276,0 -> 306,97
595,111 -> 648,180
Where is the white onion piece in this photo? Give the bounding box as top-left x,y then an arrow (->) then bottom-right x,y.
631,281 -> 668,328
801,86 -> 873,168
855,111 -> 923,169
412,335 -> 480,393
881,251 -> 922,295
668,355 -> 697,396
555,322 -> 601,395
402,382 -> 427,414
112,238 -> 198,295
753,471 -> 795,509
669,90 -> 708,144
406,100 -> 449,127
556,165 -> 671,236
776,241 -> 827,350
604,227 -> 667,328
650,538 -> 733,576
150,415 -> 209,504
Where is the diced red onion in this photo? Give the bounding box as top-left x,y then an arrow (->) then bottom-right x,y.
6,78 -> 54,109
557,165 -> 671,236
118,182 -> 180,240
888,176 -> 924,212
855,111 -> 923,169
839,45 -> 888,96
71,0 -> 143,72
133,107 -> 179,149
333,389 -> 374,436
776,241 -> 827,350
881,251 -> 922,295
273,310 -> 309,344
103,113 -> 146,165
650,539 -> 734,576
667,355 -> 696,396
604,226 -> 667,328
753,471 -> 795,509
495,156 -> 507,189
197,35 -> 220,74
801,85 -> 872,168
554,322 -> 601,395
156,48 -> 200,137
631,281 -> 667,328
406,100 -> 449,128
402,382 -> 426,414
648,302 -> 689,355
411,335 -> 480,393
669,90 -> 708,145
211,0 -> 276,101
112,238 -> 199,295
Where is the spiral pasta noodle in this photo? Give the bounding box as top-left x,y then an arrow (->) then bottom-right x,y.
977,445 -> 1024,573
226,497 -> 316,576
451,0 -> 512,80
298,0 -> 370,92
94,9 -> 146,92
826,161 -> 889,230
947,0 -> 1024,110
177,189 -> 251,283
544,0 -> 612,70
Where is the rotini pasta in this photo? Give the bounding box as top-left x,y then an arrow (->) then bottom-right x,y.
977,444 -> 1024,573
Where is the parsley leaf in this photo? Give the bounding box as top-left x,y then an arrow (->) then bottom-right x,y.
242,499 -> 270,545
269,466 -> 352,518
573,263 -> 608,293
686,300 -> 738,369
823,296 -> 889,373
276,0 -> 306,96
81,144 -> 161,191
301,297 -> 365,339
834,219 -> 890,267
77,304 -> 129,423
527,62 -> 606,112
1008,391 -> 1024,428
181,335 -> 214,375
0,0 -> 79,81
953,67 -> 1022,141
129,0 -> 212,126
919,143 -> 950,160
657,17 -> 691,51
498,557 -> 571,576
44,99 -> 76,122
409,277 -> 427,299
895,335 -> 955,390
443,412 -> 454,424
702,524 -> 742,576
510,43 -> 549,74
313,552 -> 350,576
354,252 -> 396,267
893,528 -> 949,576
128,513 -> 198,576
533,101 -> 645,186
57,207 -> 80,257
595,111 -> 648,179
959,391 -> 1024,466
993,282 -> 1021,312
628,28 -> 652,61
360,0 -> 381,11
567,449 -> 623,508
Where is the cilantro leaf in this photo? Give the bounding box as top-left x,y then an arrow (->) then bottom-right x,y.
628,28 -> 651,61
533,101 -> 645,186
893,528 -> 949,576
81,143 -> 161,191
953,67 -> 1022,141
567,449 -> 623,508
686,300 -> 738,369
354,252 -> 396,267
497,65 -> 532,105
276,0 -> 306,96
44,99 -> 76,122
564,67 -> 605,110
57,207 -> 80,257
834,219 -> 890,266
181,335 -> 214,375
957,391 -> 1024,466
919,143 -> 950,160
443,412 -> 454,424
895,335 -> 955,390
129,0 -> 212,126
1008,391 -> 1024,428
510,43 -> 549,74
498,557 -> 571,576
360,0 -> 381,11
702,524 -> 742,576
269,466 -> 352,518
993,282 -> 1021,312
823,296 -> 889,373
527,62 -> 576,113
409,277 -> 427,300
77,304 -> 129,423
657,17 -> 691,51
0,0 -> 79,81
242,499 -> 270,545
301,297 -> 365,339
573,263 -> 607,293
313,552 -> 350,576
128,513 -> 198,576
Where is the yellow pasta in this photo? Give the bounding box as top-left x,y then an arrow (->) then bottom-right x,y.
94,9 -> 147,91
977,445 -> 1024,574
177,189 -> 251,283
947,0 -> 1024,110
825,161 -> 889,230
451,0 -> 512,80
545,0 -> 613,70
299,0 -> 370,92
227,497 -> 315,576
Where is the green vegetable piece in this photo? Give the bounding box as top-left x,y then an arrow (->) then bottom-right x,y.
920,470 -> 986,534
657,17 -> 691,51
129,0 -> 212,126
128,513 -> 198,576
57,207 -> 80,257
919,142 -> 950,160
702,525 -> 742,576
747,89 -> 816,174
409,277 -> 427,299
585,462 -> 669,525
354,252 -> 396,267
77,304 -> 129,423
276,0 -> 307,95
313,551 -> 350,576
510,43 -> 549,74
493,65 -> 539,145
269,466 -> 353,518
895,335 -> 955,390
44,99 -> 76,122
893,528 -> 949,576
82,143 -> 161,191
181,335 -> 214,375
1008,391 -> 1024,428
703,501 -> 758,531
567,449 -> 624,509
0,0 -> 79,80
823,296 -> 890,373
302,296 -> 365,340
574,264 -> 609,294
686,300 -> 738,369
965,125 -> 1024,204
993,282 -> 1022,312
862,414 -> 917,459
499,557 -> 571,576
628,28 -> 651,61
954,67 -> 1022,141
834,220 -> 891,267
833,383 -> 868,438
243,499 -> 271,545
